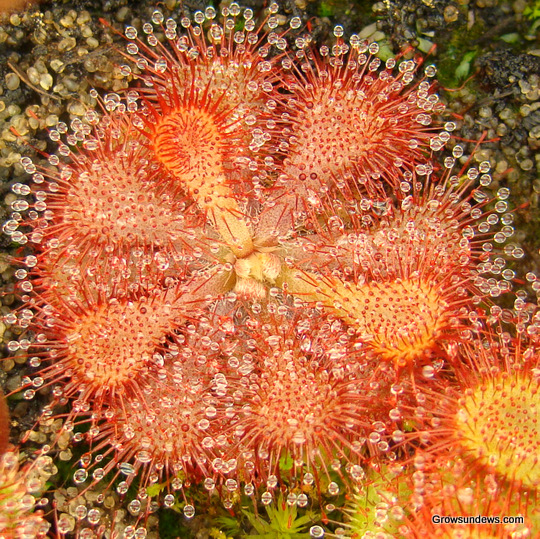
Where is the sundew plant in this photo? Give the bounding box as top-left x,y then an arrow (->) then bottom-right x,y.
1,2 -> 539,538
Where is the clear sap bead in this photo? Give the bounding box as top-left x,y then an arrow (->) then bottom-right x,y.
424,64 -> 437,77
73,469 -> 88,483
225,479 -> 237,491
74,505 -> 87,520
119,462 -> 135,475
290,17 -> 301,29
125,26 -> 137,39
128,500 -> 141,515
310,526 -> 325,538
151,10 -> 164,24
267,475 -> 278,488
327,482 -> 339,495
87,508 -> 100,524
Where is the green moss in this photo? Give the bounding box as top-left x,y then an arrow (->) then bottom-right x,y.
158,508 -> 193,539
243,494 -> 321,538
346,468 -> 411,538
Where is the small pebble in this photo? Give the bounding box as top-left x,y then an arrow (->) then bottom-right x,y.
40,73 -> 53,91
50,59 -> 65,73
2,358 -> 14,372
26,67 -> 40,86
59,449 -> 73,461
5,73 -> 20,91
520,159 -> 534,171
9,14 -> 21,26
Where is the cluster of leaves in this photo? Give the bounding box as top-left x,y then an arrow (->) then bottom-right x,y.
2,2 -> 539,538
